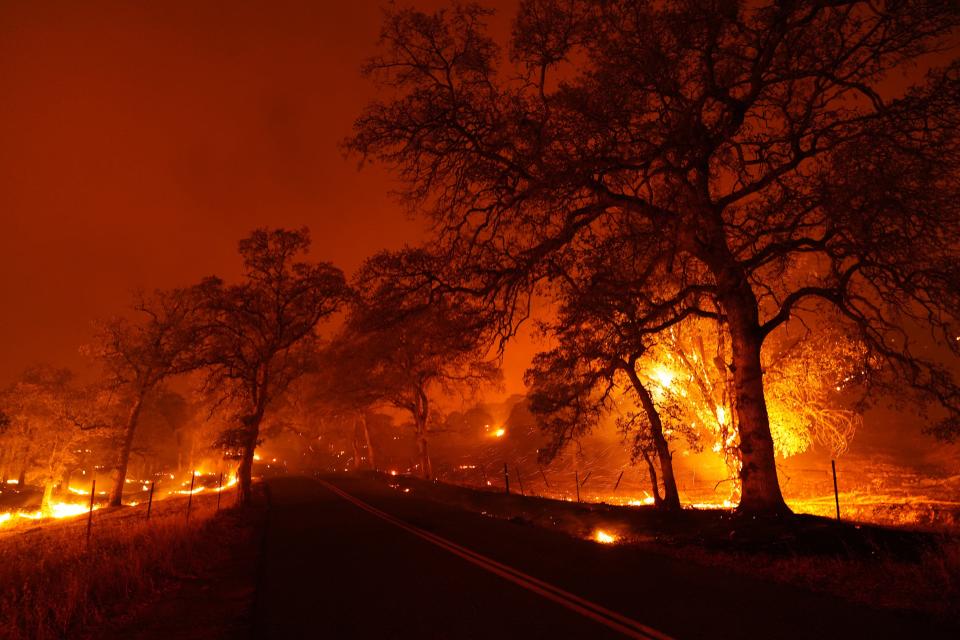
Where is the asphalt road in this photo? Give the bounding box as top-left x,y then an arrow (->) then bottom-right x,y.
252,476 -> 955,639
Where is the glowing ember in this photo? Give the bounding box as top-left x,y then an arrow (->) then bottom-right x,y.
592,529 -> 618,544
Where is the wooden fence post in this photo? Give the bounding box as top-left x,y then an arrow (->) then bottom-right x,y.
832,460 -> 841,521
186,471 -> 196,522
539,466 -> 550,488
85,478 -> 96,547
515,465 -> 525,496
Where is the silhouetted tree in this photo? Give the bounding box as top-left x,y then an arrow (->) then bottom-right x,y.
197,228 -> 349,505
350,1 -> 960,513
87,288 -> 204,506
132,389 -> 194,479
525,268 -> 688,509
310,347 -> 383,471
343,249 -> 502,479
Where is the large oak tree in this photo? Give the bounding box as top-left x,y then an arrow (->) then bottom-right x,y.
350,1 -> 960,514
197,228 -> 349,505
340,249 -> 501,479
88,288 -> 204,507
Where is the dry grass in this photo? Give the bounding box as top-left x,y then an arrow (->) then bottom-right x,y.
0,491 -> 249,640
674,535 -> 960,625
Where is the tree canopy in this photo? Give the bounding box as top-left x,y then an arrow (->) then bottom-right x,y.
350,0 -> 960,513
197,227 -> 350,503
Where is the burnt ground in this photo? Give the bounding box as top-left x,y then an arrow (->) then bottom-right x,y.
88,473 -> 959,639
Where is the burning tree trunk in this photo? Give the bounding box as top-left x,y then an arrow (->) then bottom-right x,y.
39,441 -> 65,514
108,395 -> 145,507
40,482 -> 56,515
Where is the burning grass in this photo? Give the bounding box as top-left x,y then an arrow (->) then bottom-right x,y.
0,489 -> 255,640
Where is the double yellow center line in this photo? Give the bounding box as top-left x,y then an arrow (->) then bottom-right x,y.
319,480 -> 675,640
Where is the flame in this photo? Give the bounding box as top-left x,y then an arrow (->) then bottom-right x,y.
214,473 -> 238,492
592,529 -> 618,544
492,428 -> 506,438
0,501 -> 98,528
650,366 -> 675,389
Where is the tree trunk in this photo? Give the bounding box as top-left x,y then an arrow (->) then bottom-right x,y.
176,432 -> 183,474
40,481 -> 55,514
109,396 -> 144,507
625,366 -> 681,510
417,431 -> 432,480
237,409 -> 264,506
725,309 -> 788,514
640,450 -> 664,507
414,385 -> 431,480
707,272 -> 789,515
695,221 -> 790,516
17,467 -> 26,487
351,419 -> 363,469
361,414 -> 376,470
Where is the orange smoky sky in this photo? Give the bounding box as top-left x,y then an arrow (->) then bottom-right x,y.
0,0 -> 535,395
